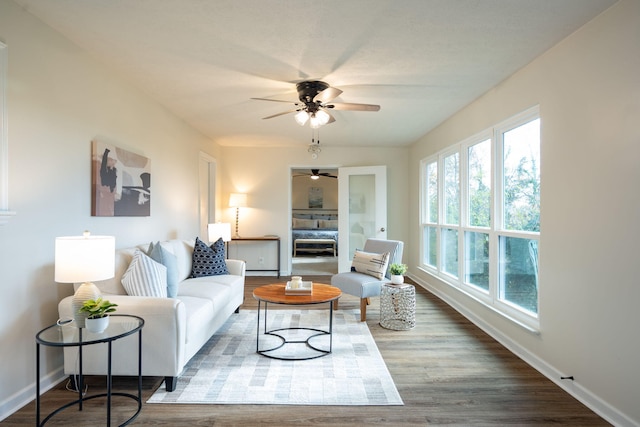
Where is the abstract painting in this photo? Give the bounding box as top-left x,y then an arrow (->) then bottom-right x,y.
91,140 -> 151,216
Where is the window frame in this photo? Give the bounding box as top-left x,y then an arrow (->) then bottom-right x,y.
419,106 -> 540,330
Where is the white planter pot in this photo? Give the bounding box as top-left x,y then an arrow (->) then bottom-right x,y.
390,274 -> 404,285
85,316 -> 109,333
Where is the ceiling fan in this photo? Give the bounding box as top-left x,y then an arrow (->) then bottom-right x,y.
293,169 -> 338,180
252,80 -> 380,128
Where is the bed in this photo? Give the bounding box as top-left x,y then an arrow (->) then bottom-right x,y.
292,211 -> 338,256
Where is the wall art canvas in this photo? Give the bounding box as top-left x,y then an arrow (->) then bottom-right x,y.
309,186 -> 323,208
92,140 -> 151,216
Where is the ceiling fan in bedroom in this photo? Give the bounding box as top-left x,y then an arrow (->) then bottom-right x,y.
252,80 -> 380,128
293,169 -> 338,180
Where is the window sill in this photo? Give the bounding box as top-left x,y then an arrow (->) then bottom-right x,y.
415,267 -> 540,335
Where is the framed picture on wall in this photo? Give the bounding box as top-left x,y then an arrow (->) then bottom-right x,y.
309,186 -> 323,208
91,140 -> 151,216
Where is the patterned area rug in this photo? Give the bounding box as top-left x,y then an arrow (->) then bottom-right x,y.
147,309 -> 403,406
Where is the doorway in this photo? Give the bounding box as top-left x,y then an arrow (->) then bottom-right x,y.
291,168 -> 339,276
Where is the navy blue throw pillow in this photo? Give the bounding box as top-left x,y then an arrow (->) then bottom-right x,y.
190,237 -> 229,278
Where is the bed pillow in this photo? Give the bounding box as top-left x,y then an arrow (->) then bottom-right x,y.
318,219 -> 338,229
351,250 -> 390,280
190,237 -> 229,277
292,218 -> 318,229
147,241 -> 179,298
121,249 -> 168,297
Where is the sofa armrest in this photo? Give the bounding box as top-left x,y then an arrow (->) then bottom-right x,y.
58,294 -> 187,377
226,259 -> 246,277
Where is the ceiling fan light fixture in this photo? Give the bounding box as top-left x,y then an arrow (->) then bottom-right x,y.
310,174 -> 320,180
294,110 -> 309,126
309,110 -> 330,129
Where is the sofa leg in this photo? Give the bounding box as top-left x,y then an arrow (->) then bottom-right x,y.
235,306 -> 240,314
165,376 -> 178,392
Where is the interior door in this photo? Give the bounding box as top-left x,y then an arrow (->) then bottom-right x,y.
338,166 -> 387,272
198,153 -> 217,239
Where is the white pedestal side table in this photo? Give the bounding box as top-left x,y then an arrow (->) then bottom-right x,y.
380,283 -> 416,330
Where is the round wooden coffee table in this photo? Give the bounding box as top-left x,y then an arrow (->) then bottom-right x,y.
252,283 -> 341,360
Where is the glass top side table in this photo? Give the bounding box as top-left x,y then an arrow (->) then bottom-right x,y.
35,314 -> 144,426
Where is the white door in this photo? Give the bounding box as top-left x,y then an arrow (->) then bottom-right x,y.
198,153 -> 217,239
338,166 -> 387,272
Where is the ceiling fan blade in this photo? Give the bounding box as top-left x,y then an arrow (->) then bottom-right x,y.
251,97 -> 298,104
314,86 -> 343,103
262,109 -> 299,119
326,111 -> 336,124
328,102 -> 380,112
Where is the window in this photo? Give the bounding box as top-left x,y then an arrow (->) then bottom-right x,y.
420,107 -> 540,328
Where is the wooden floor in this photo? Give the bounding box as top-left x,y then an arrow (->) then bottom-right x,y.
5,276 -> 610,426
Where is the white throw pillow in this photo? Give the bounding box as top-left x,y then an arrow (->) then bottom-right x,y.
292,218 -> 318,229
351,250 -> 390,280
121,249 -> 168,297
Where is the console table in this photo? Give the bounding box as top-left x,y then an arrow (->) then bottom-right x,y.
230,236 -> 280,277
35,314 -> 144,426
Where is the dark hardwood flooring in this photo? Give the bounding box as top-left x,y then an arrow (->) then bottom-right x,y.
4,275 -> 609,426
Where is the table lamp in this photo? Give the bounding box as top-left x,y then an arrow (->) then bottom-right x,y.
55,231 -> 115,328
228,193 -> 247,238
208,222 -> 232,243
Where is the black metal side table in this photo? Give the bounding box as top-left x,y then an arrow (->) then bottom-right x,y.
35,314 -> 144,426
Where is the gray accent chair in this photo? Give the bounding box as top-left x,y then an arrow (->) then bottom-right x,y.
331,238 -> 404,321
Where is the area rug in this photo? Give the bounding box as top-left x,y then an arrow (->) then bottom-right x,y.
147,309 -> 403,406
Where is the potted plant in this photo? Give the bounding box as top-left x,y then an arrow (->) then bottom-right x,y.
389,263 -> 408,285
78,297 -> 118,333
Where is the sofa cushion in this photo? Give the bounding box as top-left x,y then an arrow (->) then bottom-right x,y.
147,241 -> 179,298
190,237 -> 229,278
121,249 -> 168,297
351,250 -> 390,280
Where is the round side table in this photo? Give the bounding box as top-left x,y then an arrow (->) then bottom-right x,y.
380,283 -> 416,330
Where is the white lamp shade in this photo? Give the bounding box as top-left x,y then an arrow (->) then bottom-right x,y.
208,223 -> 232,242
229,193 -> 247,208
294,110 -> 309,126
55,235 -> 115,283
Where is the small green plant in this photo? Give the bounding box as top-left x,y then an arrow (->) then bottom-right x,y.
78,297 -> 118,319
389,263 -> 407,276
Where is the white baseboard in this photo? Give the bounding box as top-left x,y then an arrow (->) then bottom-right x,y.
408,274 -> 636,427
0,366 -> 66,422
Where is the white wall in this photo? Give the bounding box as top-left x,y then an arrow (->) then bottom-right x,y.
219,146 -> 409,274
0,2 -> 219,419
408,1 -> 639,425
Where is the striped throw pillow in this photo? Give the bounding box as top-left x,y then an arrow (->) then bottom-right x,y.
121,249 -> 168,297
351,250 -> 390,280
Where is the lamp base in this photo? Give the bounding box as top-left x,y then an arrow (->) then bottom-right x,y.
72,282 -> 101,328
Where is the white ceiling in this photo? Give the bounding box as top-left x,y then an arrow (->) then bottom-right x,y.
14,0 -> 616,148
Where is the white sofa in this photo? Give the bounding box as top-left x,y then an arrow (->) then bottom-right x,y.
58,239 -> 246,391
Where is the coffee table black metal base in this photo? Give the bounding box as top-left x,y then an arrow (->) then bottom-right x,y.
256,300 -> 334,360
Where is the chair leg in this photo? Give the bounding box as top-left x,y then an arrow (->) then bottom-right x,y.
333,299 -> 339,310
360,298 -> 370,322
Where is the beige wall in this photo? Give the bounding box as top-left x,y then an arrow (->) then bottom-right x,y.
292,173 -> 338,211
408,1 -> 639,425
218,146 -> 410,273
0,1 -> 220,418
